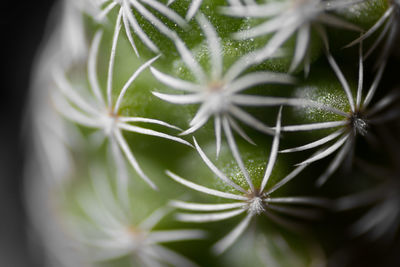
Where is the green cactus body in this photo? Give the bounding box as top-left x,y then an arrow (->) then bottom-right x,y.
26,0 -> 400,266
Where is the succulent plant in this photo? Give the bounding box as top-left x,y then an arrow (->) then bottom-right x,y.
26,0 -> 400,266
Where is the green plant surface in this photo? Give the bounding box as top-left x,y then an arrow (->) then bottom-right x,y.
29,0 -> 400,266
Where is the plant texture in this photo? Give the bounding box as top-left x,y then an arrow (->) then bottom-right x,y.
26,0 -> 400,267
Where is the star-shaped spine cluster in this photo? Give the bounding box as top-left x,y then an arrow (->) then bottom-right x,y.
29,0 -> 400,265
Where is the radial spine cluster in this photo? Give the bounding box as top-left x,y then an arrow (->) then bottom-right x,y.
27,0 -> 400,266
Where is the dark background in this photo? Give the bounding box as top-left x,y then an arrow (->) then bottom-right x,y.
1,1 -> 54,266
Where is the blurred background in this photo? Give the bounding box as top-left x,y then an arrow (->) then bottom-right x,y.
1,1 -> 54,266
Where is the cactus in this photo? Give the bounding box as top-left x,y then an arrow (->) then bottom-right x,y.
27,0 -> 400,266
